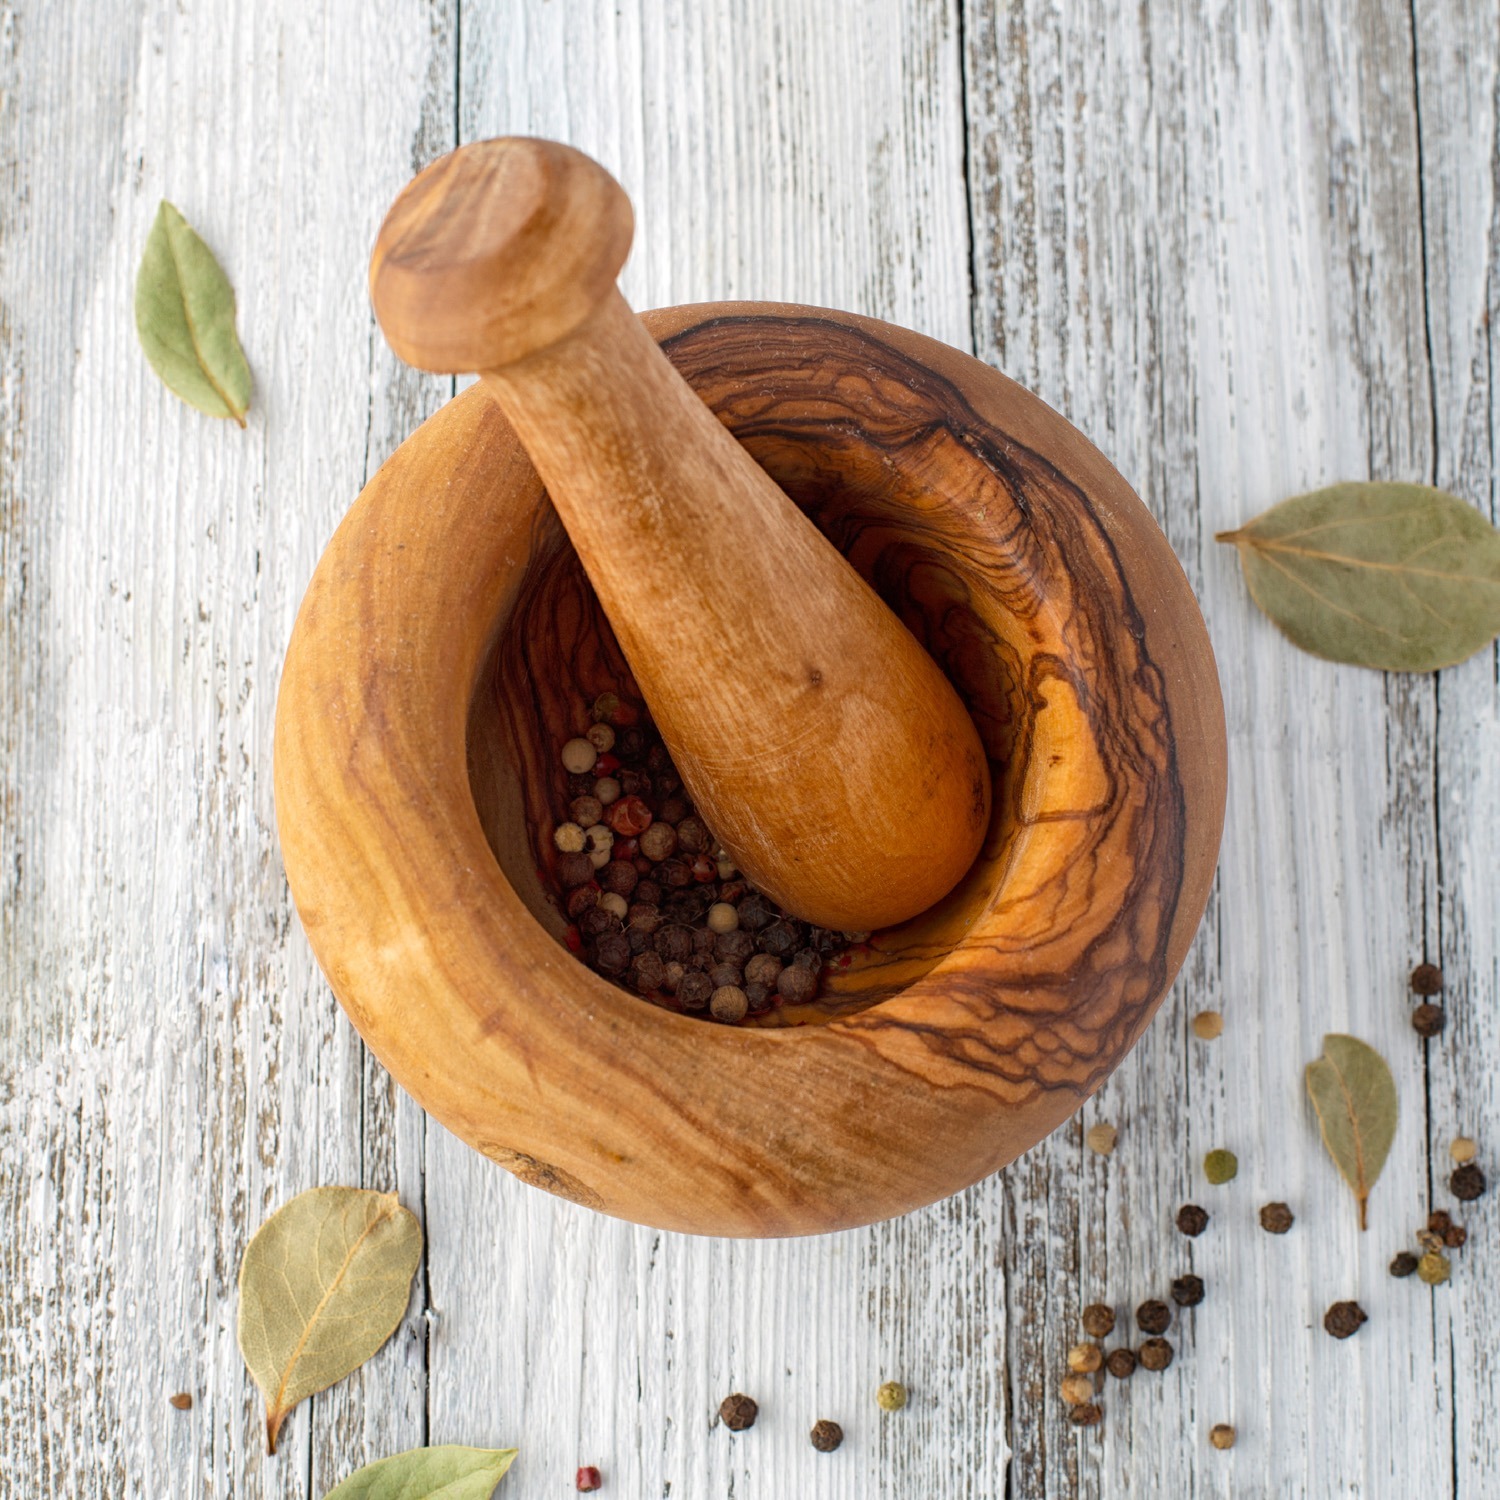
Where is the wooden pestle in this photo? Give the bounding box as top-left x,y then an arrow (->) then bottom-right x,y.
369,138 -> 991,931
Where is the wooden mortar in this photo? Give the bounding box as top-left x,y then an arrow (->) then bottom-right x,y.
274,301 -> 1227,1237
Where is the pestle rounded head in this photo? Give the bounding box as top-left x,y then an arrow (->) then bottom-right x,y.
370,137 -> 634,374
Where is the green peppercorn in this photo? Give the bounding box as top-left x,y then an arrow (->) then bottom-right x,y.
876,1381 -> 908,1412
1417,1250 -> 1451,1286
1203,1149 -> 1238,1185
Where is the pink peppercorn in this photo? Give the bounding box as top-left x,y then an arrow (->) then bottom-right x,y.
608,796 -> 653,836
576,1465 -> 602,1491
594,752 -> 621,775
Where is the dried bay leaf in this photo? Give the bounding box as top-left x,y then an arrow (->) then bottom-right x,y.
134,200 -> 252,425
238,1187 -> 422,1453
323,1445 -> 518,1500
1217,482 -> 1500,671
1305,1034 -> 1398,1231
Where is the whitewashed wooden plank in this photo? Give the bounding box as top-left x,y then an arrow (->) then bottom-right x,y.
428,3 -> 999,1498
1413,3 -> 1500,1492
0,3 -> 454,1496
964,0 -> 1445,1493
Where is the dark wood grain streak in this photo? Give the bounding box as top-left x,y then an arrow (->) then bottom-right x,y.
276,301 -> 1226,1236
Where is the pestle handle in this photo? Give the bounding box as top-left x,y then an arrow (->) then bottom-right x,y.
370,138 -> 990,931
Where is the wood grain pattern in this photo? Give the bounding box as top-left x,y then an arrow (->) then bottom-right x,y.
3,0 -> 1497,1494
276,298 -> 1224,1235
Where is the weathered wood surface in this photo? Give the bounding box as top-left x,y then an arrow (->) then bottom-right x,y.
1,0 -> 1494,1496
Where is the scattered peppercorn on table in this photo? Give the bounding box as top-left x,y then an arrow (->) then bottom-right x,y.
5,2 -> 1498,1498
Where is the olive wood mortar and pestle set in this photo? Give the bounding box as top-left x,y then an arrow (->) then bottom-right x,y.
274,138 -> 1227,1238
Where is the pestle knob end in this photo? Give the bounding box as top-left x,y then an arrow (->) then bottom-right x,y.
370,137 -> 633,375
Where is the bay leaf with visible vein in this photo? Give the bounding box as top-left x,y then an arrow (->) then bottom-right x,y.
323,1444 -> 518,1500
1305,1034 -> 1398,1231
237,1187 -> 422,1454
134,200 -> 252,425
1217,482 -> 1500,671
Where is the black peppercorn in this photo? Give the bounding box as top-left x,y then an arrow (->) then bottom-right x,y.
809,1420 -> 843,1452
1389,1251 -> 1419,1278
653,925 -> 694,963
1081,1304 -> 1115,1339
1444,1223 -> 1468,1249
1176,1204 -> 1209,1238
1105,1348 -> 1136,1379
677,971 -> 712,1011
744,981 -> 772,1012
557,851 -> 597,888
792,947 -> 822,970
737,894 -> 775,932
1170,1275 -> 1205,1308
708,962 -> 744,991
776,964 -> 819,1006
1412,1002 -> 1445,1038
630,952 -> 666,994
1410,962 -> 1444,995
719,1393 -> 758,1431
1451,1162 -> 1487,1201
1259,1202 -> 1295,1234
715,929 -> 756,966
758,921 -> 799,958
579,907 -> 621,939
657,859 -> 693,889
1069,1402 -> 1103,1428
1136,1300 -> 1171,1335
594,932 -> 631,975
1323,1300 -> 1367,1339
635,878 -> 663,907
1138,1338 -> 1174,1372
599,860 -> 639,898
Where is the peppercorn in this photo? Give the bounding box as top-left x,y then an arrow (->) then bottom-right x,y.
656,859 -> 692,889
570,795 -> 603,828
737,894 -> 775,932
662,961 -> 684,994
792,947 -> 822,970
758,921 -> 799,958
706,902 -> 740,935
580,907 -> 620,939
776,963 -> 818,1006
630,952 -> 666,994
1203,1149 -> 1238,1185
575,1464 -> 602,1492
598,892 -> 629,921
1085,1123 -> 1117,1156
1443,1223 -> 1468,1249
561,737 -> 598,774
168,1392 -> 193,1410
1259,1202 -> 1294,1234
1209,1424 -> 1236,1450
1105,1348 -> 1136,1379
1081,1304 -> 1115,1339
1418,1250 -> 1451,1285
744,981 -> 772,1012
744,953 -> 783,988
1059,1373 -> 1095,1406
1170,1275 -> 1204,1308
594,932 -> 631,975
557,852 -> 596,889
1136,1300 -> 1171,1335
1067,1343 -> 1103,1374
607,795 -> 653,837
719,1393 -> 758,1431
553,821 -> 587,854
617,768 -> 650,799
675,816 -> 709,853
591,692 -> 620,723
638,822 -> 678,862
677,971 -> 712,1011
617,725 -> 646,759
1451,1136 -> 1478,1163
1412,1003 -> 1445,1038
1323,1300 -> 1367,1339
592,776 -> 621,806
585,722 -> 615,755
1417,1228 -> 1444,1254
1410,961 -> 1444,995
876,1380 -> 908,1411
627,902 -> 662,935
1176,1204 -> 1209,1237
1069,1403 -> 1103,1428
583,824 -> 614,868
567,885 -> 600,920
1389,1251 -> 1419,1278
708,962 -> 744,991
809,1420 -> 843,1452
1138,1338 -> 1174,1371
710,985 -> 749,1024
1192,1010 -> 1224,1039
689,853 -> 717,883
1451,1162 -> 1486,1201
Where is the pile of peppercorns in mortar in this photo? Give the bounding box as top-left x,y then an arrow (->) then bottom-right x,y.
549,693 -> 868,1023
